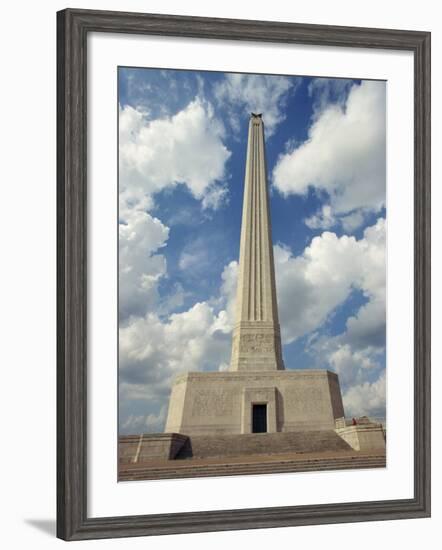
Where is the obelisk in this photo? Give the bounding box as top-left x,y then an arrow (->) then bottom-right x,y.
164,113 -> 348,438
230,114 -> 285,372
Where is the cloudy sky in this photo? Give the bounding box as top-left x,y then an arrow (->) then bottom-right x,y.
118,67 -> 386,435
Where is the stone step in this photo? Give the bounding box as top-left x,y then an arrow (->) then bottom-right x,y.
176,430 -> 351,459
123,460 -> 385,478
124,456 -> 385,472
120,455 -> 386,481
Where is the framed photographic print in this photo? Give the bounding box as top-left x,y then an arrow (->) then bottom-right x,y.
57,8 -> 431,541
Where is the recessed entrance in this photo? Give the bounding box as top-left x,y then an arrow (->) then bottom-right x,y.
252,404 -> 267,433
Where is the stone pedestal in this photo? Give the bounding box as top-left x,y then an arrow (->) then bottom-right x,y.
335,424 -> 386,452
165,370 -> 344,436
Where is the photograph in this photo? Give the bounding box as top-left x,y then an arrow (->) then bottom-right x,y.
1,0 -> 435,546
117,66 -> 387,481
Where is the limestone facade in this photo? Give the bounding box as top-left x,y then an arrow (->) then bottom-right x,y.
165,370 -> 345,436
335,424 -> 386,452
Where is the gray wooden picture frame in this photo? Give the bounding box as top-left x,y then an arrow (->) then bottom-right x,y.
57,8 -> 431,541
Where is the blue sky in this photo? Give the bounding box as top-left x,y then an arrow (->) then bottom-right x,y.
118,67 -> 386,434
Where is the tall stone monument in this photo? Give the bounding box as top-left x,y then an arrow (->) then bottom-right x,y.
165,114 -> 345,437
118,113 -> 386,471
230,113 -> 284,373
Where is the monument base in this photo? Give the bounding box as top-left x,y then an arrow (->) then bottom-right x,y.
175,429 -> 352,459
119,433 -> 188,464
165,369 -> 344,436
335,424 -> 386,452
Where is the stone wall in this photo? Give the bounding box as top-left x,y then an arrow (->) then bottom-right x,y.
119,433 -> 188,464
119,435 -> 140,464
165,370 -> 344,436
335,424 -> 386,452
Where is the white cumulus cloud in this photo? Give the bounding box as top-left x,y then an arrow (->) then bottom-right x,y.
342,371 -> 386,418
328,344 -> 382,388
118,98 -> 233,321
273,80 -> 386,230
121,406 -> 168,434
119,210 -> 169,322
214,73 -> 298,136
273,218 -> 386,418
119,98 -> 231,216
274,218 -> 385,345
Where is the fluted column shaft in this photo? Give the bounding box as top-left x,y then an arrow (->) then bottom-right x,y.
230,114 -> 284,372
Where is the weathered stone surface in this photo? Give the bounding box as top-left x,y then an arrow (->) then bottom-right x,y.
176,430 -> 351,459
335,424 -> 386,452
119,453 -> 386,481
165,370 -> 344,436
118,435 -> 140,464
119,433 -> 188,464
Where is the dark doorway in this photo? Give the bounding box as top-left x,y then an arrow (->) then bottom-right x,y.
252,404 -> 267,433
